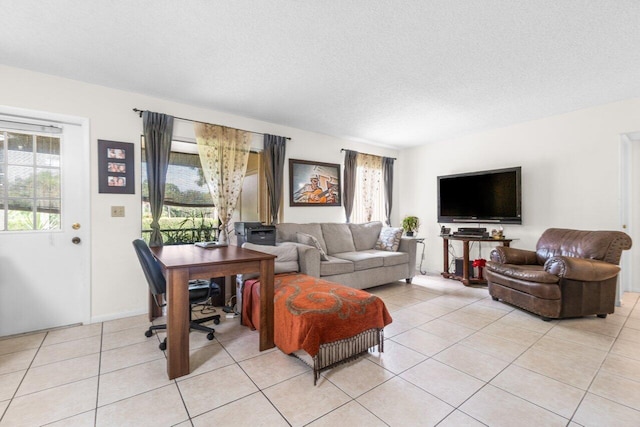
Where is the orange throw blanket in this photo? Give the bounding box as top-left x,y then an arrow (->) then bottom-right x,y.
242,273 -> 392,356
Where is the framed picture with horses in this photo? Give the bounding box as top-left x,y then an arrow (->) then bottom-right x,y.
289,159 -> 341,206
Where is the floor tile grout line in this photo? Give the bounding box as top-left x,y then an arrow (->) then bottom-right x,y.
303,399 -> 390,427
36,324 -> 105,426
566,296 -> 640,421
566,295 -> 640,418
174,332 -> 293,425
172,374 -> 193,425
0,330 -> 48,423
380,291 -> 505,423
3,282 -> 639,426
443,304 -> 578,422
509,299 -> 639,422
393,286 -> 598,423
93,322 -> 104,426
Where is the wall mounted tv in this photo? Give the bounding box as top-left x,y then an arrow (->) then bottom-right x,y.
437,166 -> 522,224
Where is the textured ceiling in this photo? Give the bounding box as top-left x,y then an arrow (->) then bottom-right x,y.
2,1 -> 640,148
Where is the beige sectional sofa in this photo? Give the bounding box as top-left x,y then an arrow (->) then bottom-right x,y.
275,222 -> 417,290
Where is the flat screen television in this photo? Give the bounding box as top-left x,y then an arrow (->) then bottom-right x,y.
437,166 -> 522,224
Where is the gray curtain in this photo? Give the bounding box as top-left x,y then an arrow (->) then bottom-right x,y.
343,149 -> 358,223
382,157 -> 394,226
142,111 -> 174,247
263,134 -> 287,224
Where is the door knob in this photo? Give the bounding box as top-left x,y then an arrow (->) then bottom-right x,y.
72,223 -> 81,230
72,237 -> 81,244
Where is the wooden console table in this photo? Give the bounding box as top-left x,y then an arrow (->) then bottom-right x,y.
441,235 -> 513,286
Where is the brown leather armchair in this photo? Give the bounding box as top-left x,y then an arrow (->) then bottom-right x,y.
485,228 -> 632,320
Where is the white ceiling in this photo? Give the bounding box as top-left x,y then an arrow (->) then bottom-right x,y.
2,1 -> 640,149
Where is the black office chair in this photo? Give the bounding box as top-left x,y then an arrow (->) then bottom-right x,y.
132,239 -> 221,351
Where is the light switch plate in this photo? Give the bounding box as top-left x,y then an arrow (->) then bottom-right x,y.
111,206 -> 125,217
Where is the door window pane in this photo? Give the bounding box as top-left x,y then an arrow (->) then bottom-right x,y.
8,133 -> 33,164
36,199 -> 60,230
7,166 -> 33,198
36,168 -> 60,198
1,130 -> 62,231
36,135 -> 60,167
8,198 -> 34,231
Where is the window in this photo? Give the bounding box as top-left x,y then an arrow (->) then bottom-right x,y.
352,154 -> 385,223
141,140 -> 218,244
141,140 -> 269,244
0,130 -> 61,231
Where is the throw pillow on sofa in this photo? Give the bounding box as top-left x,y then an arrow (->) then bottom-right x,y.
296,232 -> 329,261
375,227 -> 403,251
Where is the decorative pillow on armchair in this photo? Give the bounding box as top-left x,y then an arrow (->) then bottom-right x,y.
375,227 -> 403,251
296,232 -> 329,261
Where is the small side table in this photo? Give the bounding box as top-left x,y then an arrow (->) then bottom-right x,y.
414,237 -> 426,275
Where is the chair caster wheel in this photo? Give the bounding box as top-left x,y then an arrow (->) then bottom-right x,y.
207,332 -> 215,340
145,329 -> 153,337
159,340 -> 167,351
597,314 -> 607,318
214,318 -> 220,325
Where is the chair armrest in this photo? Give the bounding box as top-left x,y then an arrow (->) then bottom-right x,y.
544,256 -> 621,281
490,247 -> 538,265
398,237 -> 418,276
296,244 -> 320,278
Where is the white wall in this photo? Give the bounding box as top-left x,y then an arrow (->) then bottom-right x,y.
3,63 -> 637,322
398,98 -> 640,276
0,65 -> 399,322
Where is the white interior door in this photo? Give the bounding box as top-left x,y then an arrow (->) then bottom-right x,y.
619,132 -> 640,307
0,107 -> 90,337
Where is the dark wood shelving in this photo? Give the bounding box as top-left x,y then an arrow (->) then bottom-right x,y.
441,235 -> 513,286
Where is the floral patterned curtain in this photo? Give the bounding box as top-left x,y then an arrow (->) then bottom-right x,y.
194,123 -> 251,244
355,153 -> 382,222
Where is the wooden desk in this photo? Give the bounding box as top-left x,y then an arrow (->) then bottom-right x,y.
150,245 -> 275,379
441,235 -> 513,286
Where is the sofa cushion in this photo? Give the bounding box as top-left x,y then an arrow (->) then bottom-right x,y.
296,232 -> 329,261
242,242 -> 299,274
321,223 -> 356,255
320,256 -> 355,276
348,222 -> 383,251
332,251 -> 384,271
375,227 -> 403,251
359,249 -> 409,267
277,223 -> 328,254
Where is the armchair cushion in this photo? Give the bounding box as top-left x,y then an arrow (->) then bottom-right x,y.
485,270 -> 562,300
485,262 -> 559,284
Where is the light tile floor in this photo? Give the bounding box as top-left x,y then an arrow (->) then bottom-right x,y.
1,274 -> 640,426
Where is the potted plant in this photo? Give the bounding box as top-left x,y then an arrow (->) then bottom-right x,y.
402,215 -> 420,237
